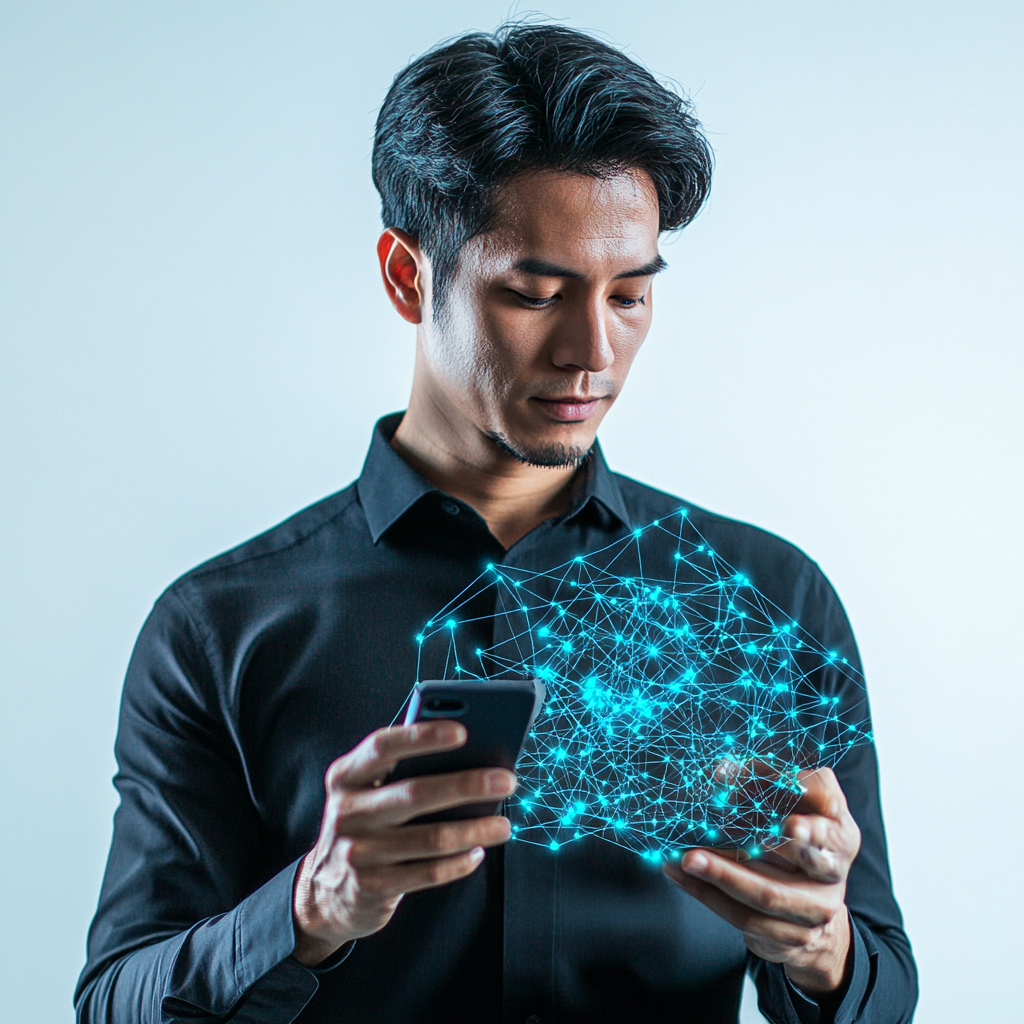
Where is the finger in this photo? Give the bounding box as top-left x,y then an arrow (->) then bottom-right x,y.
329,723 -> 468,789
668,849 -> 833,928
770,814 -> 850,883
791,768 -> 850,821
711,757 -> 782,785
359,846 -> 486,899
704,758 -> 804,824
347,816 -> 511,867
344,767 -> 517,828
664,862 -> 815,946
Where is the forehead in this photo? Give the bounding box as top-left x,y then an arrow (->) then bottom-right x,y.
472,169 -> 660,271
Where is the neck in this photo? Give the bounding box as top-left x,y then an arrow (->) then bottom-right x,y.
392,385 -> 580,550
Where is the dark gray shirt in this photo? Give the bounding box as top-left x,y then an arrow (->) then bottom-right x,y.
76,414 -> 916,1024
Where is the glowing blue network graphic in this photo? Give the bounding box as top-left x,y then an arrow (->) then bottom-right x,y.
412,509 -> 871,858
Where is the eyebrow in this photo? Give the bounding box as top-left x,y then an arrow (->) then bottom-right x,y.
511,255 -> 668,280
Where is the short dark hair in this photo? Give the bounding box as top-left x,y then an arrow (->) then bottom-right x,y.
372,22 -> 713,310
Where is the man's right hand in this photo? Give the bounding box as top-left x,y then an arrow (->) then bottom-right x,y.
291,722 -> 516,966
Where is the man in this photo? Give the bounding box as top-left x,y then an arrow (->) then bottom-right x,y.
76,23 -> 916,1024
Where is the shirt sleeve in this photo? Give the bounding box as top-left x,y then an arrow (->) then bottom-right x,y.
747,569 -> 918,1024
74,589 -> 331,1023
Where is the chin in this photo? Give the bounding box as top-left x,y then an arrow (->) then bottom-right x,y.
487,427 -> 594,469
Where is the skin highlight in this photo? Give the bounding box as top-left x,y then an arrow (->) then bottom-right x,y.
293,168 -> 859,1000
387,169 -> 662,549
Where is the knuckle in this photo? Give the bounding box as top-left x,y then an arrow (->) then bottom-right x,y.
359,865 -> 394,897
848,821 -> 862,853
429,858 -> 457,885
394,780 -> 417,809
325,756 -> 349,791
756,887 -> 782,915
366,730 -> 390,761
356,871 -> 381,897
428,825 -> 454,854
812,907 -> 833,928
335,791 -> 359,819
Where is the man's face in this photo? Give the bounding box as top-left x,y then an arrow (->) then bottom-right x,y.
417,169 -> 662,466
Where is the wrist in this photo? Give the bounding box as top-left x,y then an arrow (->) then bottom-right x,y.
784,907 -> 852,995
292,851 -> 350,967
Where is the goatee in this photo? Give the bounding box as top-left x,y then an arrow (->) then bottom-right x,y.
487,431 -> 591,469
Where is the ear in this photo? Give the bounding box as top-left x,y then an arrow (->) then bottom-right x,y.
377,228 -> 426,325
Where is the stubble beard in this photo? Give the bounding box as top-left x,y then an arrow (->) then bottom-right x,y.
487,430 -> 592,469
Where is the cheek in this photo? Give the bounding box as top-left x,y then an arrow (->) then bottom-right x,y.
425,303 -> 529,405
471,305 -> 547,390
609,313 -> 651,373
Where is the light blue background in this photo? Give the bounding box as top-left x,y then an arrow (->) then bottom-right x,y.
1,4 -> 1021,1021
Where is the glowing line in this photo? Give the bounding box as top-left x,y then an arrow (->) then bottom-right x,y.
411,509 -> 870,857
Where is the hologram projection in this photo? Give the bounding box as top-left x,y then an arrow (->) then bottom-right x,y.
412,510 -> 871,859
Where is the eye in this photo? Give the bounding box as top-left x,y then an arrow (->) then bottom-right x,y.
510,290 -> 558,308
615,295 -> 647,308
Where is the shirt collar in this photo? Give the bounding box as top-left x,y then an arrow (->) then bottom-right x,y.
357,413 -> 632,544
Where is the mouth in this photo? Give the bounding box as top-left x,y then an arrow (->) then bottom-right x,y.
529,395 -> 607,423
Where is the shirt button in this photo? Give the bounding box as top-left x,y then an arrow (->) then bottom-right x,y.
441,500 -> 461,516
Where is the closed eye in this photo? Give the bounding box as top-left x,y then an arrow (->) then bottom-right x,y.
508,289 -> 646,309
510,290 -> 558,308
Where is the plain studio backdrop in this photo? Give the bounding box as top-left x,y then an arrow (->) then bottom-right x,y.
1,3 -> 1021,1022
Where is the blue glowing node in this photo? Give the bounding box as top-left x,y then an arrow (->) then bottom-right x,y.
410,510 -> 869,856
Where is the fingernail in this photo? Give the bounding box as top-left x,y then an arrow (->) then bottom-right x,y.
470,846 -> 485,861
684,853 -> 708,874
793,823 -> 811,843
486,770 -> 515,795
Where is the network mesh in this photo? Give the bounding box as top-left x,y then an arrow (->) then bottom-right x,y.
413,509 -> 871,858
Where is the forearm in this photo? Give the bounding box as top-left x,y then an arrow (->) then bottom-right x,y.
77,862 -> 319,1024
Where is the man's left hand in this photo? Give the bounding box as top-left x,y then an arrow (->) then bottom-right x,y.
663,767 -> 861,995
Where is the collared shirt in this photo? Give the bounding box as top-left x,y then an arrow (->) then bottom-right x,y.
76,414 -> 916,1024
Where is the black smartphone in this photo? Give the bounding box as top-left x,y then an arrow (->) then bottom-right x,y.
389,678 -> 545,822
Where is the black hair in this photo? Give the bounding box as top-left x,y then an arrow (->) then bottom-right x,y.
372,22 -> 713,310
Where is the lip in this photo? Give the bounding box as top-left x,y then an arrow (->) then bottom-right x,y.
530,396 -> 606,423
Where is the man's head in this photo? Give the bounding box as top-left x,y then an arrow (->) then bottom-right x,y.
373,23 -> 712,469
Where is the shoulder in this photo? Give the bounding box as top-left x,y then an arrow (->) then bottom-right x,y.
611,472 -> 848,633
167,482 -> 362,596
613,472 -> 815,573
612,471 -> 862,669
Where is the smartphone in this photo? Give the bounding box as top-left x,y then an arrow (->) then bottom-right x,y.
389,678 -> 546,822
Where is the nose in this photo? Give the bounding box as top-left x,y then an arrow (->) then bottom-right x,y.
548,295 -> 615,374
